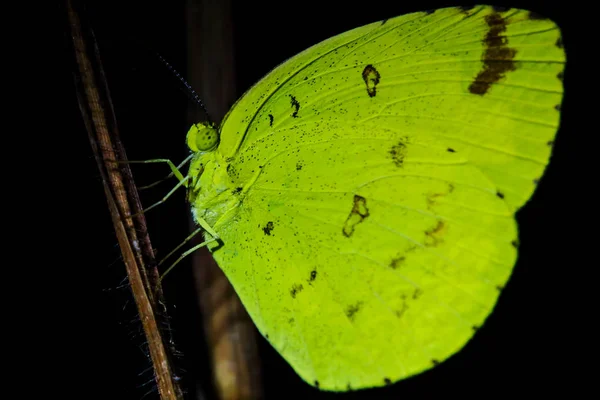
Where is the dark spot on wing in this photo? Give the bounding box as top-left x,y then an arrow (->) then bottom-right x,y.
533,178 -> 540,185
290,95 -> 300,118
496,191 -> 505,199
425,220 -> 446,247
345,302 -> 362,321
296,162 -> 303,171
469,12 -> 517,96
511,239 -> 519,248
347,384 -> 353,391
232,187 -> 242,195
381,19 -> 388,25
425,9 -> 435,15
447,147 -> 456,153
268,114 -> 274,126
432,359 -> 440,365
362,64 -> 380,97
309,269 -> 317,282
496,284 -> 504,291
343,195 -> 370,237
547,140 -> 554,146
384,377 -> 392,385
413,288 -> 423,300
290,283 -> 304,299
472,325 -> 480,331
262,221 -> 274,235
390,255 -> 405,270
395,296 -> 409,318
554,104 -> 561,111
389,138 -> 408,167
427,184 -> 454,209
556,37 -> 563,48
314,381 -> 320,388
557,71 -> 564,81
527,11 -> 546,20
265,334 -> 269,340
288,318 -> 295,324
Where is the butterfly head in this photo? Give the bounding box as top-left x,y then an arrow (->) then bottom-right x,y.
186,121 -> 219,153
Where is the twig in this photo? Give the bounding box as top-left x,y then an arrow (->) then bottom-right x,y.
67,1 -> 184,398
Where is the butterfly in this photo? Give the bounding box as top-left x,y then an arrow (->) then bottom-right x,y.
179,5 -> 564,391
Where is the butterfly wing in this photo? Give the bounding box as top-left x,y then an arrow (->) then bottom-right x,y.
197,6 -> 564,390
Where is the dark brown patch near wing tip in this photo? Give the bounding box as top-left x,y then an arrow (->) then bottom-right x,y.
555,104 -> 561,111
496,191 -> 505,199
384,378 -> 392,385
362,64 -> 380,97
290,95 -> 300,117
533,178 -> 539,185
556,37 -> 564,48
381,19 -> 388,25
314,380 -> 320,388
557,71 -> 564,81
547,140 -> 554,146
528,11 -> 547,20
496,285 -> 504,291
268,114 -> 274,126
447,147 -> 456,153
347,384 -> 353,391
472,325 -> 480,331
290,284 -> 304,299
342,195 -> 370,237
511,240 -> 519,248
469,12 -> 517,96
262,221 -> 274,235
432,359 -> 440,365
265,334 -> 269,340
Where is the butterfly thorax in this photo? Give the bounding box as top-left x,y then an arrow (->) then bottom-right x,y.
187,148 -> 240,231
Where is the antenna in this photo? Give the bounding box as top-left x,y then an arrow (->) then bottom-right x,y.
155,52 -> 213,125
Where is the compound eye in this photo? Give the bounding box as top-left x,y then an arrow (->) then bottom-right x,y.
186,122 -> 219,152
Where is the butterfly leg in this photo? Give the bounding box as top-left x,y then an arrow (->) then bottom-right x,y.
130,175 -> 191,217
123,153 -> 194,189
160,234 -> 218,279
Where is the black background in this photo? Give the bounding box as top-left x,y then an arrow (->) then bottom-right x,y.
62,1 -> 579,398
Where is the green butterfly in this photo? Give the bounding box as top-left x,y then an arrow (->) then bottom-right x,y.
177,5 -> 564,391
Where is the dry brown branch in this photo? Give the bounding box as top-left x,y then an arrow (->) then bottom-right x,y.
67,1 -> 185,398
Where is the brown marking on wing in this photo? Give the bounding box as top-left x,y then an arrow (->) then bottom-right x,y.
362,64 -> 381,97
424,220 -> 446,247
389,138 -> 408,167
342,195 -> 370,237
469,12 -> 517,95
